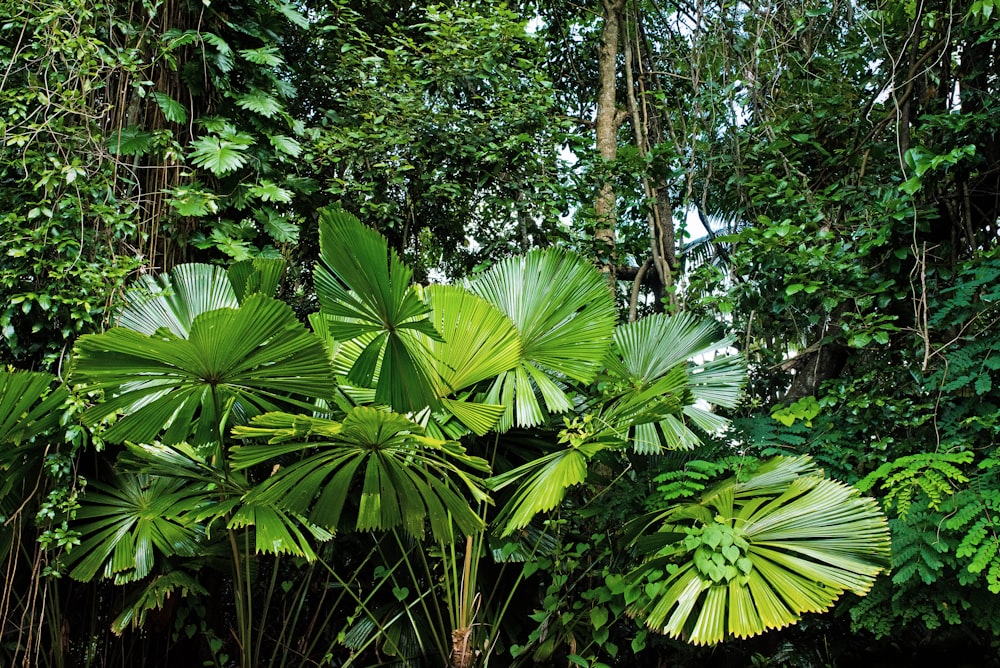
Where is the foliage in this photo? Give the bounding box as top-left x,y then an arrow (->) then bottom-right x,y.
626,457 -> 889,645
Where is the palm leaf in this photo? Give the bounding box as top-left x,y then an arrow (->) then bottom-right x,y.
232,406 -> 490,542
468,249 -> 617,429
487,437 -> 613,536
315,208 -> 441,412
414,284 -> 520,434
0,371 -> 68,559
111,570 -> 208,633
0,370 -> 67,445
604,314 -> 746,453
625,456 -> 890,645
227,502 -> 332,559
228,257 -> 286,302
66,474 -> 205,584
73,294 -> 334,446
116,263 -> 238,337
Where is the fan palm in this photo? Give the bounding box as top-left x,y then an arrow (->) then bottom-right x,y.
624,456 -> 891,645
488,312 -> 745,536
467,248 -> 618,430
0,370 -> 68,560
68,266 -> 338,667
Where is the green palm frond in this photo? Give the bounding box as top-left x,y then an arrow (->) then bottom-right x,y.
488,448 -> 590,537
626,456 -> 891,645
0,369 -> 67,445
415,284 -> 520,435
66,474 -> 205,584
487,418 -> 621,536
232,406 -> 491,542
72,294 -> 334,447
228,257 -> 286,302
116,263 -> 238,337
111,570 -> 209,633
604,314 -> 745,453
1,370 -> 68,559
468,248 -> 617,429
227,502 -> 332,559
315,208 -> 442,412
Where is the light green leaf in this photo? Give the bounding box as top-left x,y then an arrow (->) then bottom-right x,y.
235,90 -> 283,118
269,134 -> 303,158
190,135 -> 252,175
238,46 -> 284,66
625,456 -> 890,645
468,249 -> 616,428
73,294 -> 334,447
249,180 -> 294,203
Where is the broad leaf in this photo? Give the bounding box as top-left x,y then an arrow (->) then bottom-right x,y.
232,406 -> 490,542
270,134 -> 303,158
236,90 -> 283,118
106,126 -> 154,156
315,208 -> 441,412
414,285 -> 520,434
190,131 -> 254,176
73,294 -> 335,446
150,91 -> 188,124
468,249 -> 617,429
625,456 -> 891,645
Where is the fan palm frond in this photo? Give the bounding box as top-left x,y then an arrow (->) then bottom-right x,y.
625,456 -> 891,645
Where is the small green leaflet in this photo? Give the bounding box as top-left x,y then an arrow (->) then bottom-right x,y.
236,90 -> 283,118
150,92 -> 187,124
190,134 -> 254,176
106,127 -> 153,156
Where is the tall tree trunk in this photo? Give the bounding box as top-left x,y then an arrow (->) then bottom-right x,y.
594,0 -> 627,281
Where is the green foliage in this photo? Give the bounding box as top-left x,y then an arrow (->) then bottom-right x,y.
301,1 -> 567,277
857,451 -> 974,519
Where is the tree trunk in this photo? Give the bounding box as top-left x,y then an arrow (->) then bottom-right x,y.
594,0 -> 627,281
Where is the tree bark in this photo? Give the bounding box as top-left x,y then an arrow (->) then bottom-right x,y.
594,0 -> 627,281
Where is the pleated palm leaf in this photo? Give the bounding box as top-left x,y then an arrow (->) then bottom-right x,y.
72,293 -> 335,450
467,248 -> 617,430
64,474 -> 205,584
117,259 -> 287,337
315,207 -> 443,413
116,263 -> 239,336
413,284 -> 522,435
0,370 -> 68,559
231,406 -> 490,542
625,456 -> 891,645
603,313 -> 746,453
